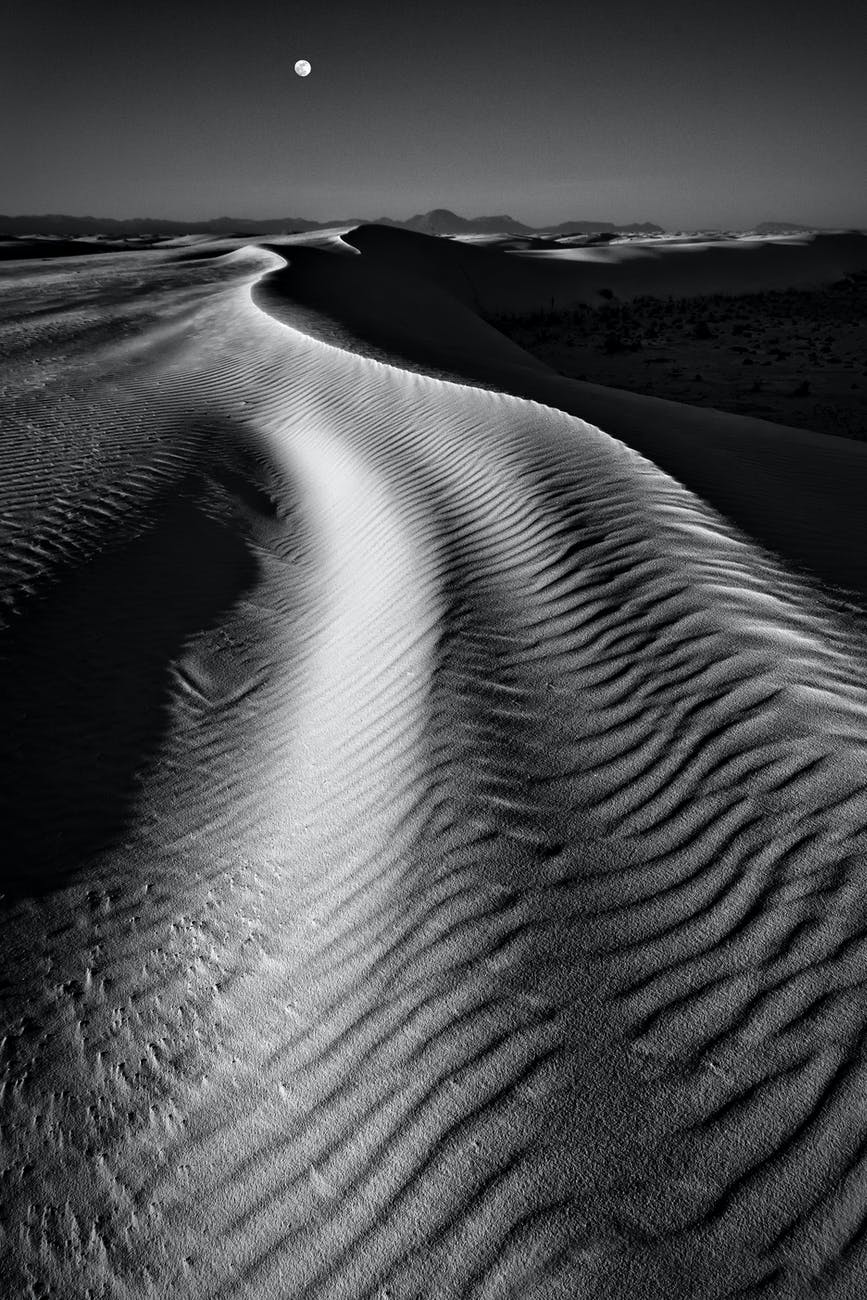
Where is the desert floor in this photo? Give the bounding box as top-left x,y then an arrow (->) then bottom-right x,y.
488,272 -> 867,442
2,229 -> 867,1299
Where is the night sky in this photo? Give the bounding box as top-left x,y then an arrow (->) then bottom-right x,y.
3,0 -> 865,229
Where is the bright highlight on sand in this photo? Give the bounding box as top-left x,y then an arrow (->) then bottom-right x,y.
294,59 -> 311,77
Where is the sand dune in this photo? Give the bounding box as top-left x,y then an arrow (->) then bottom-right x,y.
258,229 -> 867,599
2,231 -> 867,1298
345,224 -> 867,310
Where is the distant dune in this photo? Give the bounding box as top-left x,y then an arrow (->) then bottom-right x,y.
3,225 -> 867,1298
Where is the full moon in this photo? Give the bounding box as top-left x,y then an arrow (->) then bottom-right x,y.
294,59 -> 311,77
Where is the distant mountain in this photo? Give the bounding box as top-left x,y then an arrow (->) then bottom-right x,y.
375,210 -> 664,237
0,214 -> 352,237
376,209 -> 536,236
751,221 -> 822,235
0,209 -> 663,239
616,222 -> 665,234
537,219 -> 664,235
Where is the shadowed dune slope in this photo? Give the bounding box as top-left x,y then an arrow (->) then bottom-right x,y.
256,228 -> 867,600
1,236 -> 867,1300
0,468 -> 260,896
346,224 -> 867,311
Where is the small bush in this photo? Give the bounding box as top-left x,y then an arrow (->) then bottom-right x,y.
603,332 -> 628,354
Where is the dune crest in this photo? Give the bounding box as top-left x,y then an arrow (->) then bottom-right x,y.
256,228 -> 867,599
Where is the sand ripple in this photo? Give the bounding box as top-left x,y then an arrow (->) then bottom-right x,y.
2,236 -> 867,1298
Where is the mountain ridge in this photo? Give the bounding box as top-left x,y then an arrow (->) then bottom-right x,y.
0,209 -> 664,238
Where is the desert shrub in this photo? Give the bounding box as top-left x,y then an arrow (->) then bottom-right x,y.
603,332 -> 628,354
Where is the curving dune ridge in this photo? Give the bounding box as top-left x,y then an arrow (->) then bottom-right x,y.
2,231 -> 867,1299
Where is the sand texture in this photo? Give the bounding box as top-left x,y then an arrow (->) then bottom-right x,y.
2,231 -> 867,1298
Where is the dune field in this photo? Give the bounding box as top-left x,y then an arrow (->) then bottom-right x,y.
3,228 -> 867,1299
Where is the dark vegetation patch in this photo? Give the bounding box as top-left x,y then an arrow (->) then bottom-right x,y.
487,273 -> 867,441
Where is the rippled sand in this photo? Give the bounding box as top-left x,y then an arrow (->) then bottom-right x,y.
3,230 -> 867,1299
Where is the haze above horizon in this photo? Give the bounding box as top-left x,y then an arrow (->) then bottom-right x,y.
3,0 -> 865,231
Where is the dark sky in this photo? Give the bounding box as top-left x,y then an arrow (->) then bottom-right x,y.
2,0 -> 865,228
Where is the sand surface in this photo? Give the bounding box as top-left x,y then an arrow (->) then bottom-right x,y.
2,231 -> 867,1299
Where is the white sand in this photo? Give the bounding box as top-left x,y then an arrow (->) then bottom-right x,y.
2,231 -> 867,1298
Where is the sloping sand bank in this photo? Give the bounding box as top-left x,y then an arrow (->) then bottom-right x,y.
2,234 -> 867,1299
258,228 -> 867,598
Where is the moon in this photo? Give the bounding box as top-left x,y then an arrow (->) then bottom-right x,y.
294,59 -> 311,77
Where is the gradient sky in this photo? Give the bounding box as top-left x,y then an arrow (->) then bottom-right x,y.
3,0 -> 865,228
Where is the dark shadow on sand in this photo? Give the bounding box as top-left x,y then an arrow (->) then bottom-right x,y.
0,476 -> 260,901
